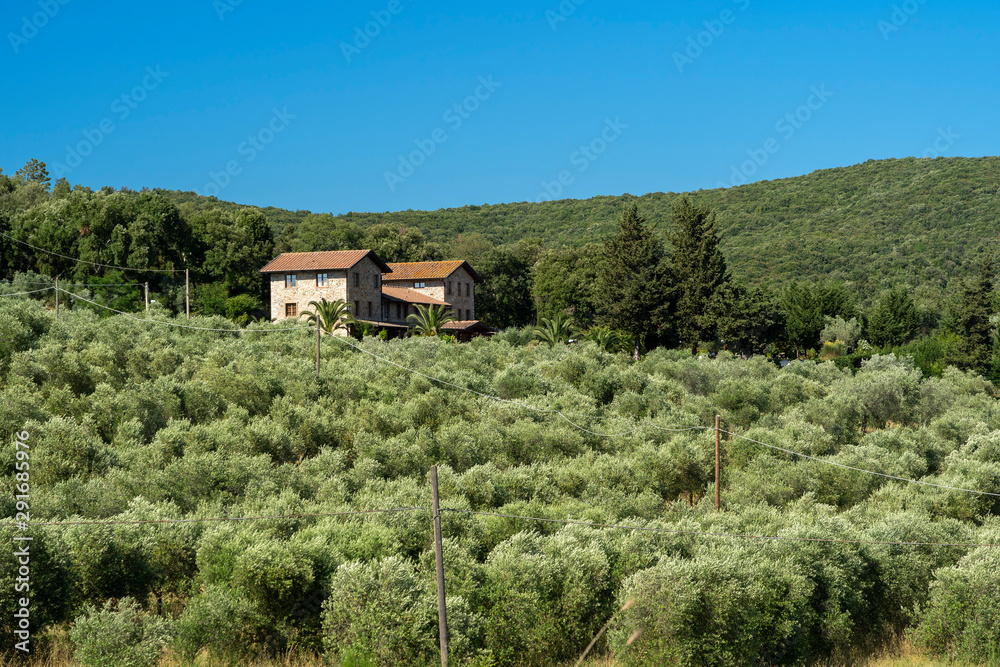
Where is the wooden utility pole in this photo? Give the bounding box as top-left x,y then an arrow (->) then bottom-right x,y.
316,324 -> 321,376
430,466 -> 449,667
185,269 -> 190,319
144,282 -> 149,312
54,278 -> 59,317
715,414 -> 721,511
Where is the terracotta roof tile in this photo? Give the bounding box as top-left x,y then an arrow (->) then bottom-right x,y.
441,320 -> 496,332
381,286 -> 450,306
383,260 -> 482,283
261,250 -> 391,273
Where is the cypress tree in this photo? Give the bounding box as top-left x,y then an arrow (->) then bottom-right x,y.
669,197 -> 729,354
601,202 -> 672,359
867,287 -> 919,348
946,261 -> 995,375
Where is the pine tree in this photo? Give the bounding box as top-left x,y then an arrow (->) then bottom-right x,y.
669,197 -> 729,354
601,202 -> 672,360
14,158 -> 51,189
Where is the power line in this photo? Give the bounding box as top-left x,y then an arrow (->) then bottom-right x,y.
60,288 -> 313,334
442,508 -> 995,549
320,332 -> 1000,500
722,429 -> 1000,499
6,294 -> 995,502
11,507 -> 425,527
322,329 -> 705,438
0,230 -> 178,273
1,279 -> 142,287
0,287 -> 54,297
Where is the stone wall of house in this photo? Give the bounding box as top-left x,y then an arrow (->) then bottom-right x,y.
346,256 -> 385,321
269,257 -> 479,327
384,267 -> 478,320
445,267 -> 477,320
269,270 -> 348,324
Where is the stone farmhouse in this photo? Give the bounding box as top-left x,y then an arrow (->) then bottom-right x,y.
260,249 -> 494,340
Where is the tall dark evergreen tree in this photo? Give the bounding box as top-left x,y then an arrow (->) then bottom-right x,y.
867,287 -> 919,348
669,197 -> 729,354
601,202 -> 673,359
946,261 -> 995,375
711,281 -> 783,356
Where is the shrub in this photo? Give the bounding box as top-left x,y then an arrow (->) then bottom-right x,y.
610,550 -> 813,666
174,584 -> 262,660
322,557 -> 436,666
71,597 -> 174,667
913,547 -> 1000,664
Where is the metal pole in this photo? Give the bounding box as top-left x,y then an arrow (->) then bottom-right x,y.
185,268 -> 190,319
55,278 -> 59,317
144,282 -> 149,312
431,466 -> 449,667
715,415 -> 721,512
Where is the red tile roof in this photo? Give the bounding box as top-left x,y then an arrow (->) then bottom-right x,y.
441,320 -> 496,332
381,286 -> 450,306
260,250 -> 392,273
383,260 -> 482,283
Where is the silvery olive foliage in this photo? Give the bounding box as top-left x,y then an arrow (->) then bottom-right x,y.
1,298 -> 1000,665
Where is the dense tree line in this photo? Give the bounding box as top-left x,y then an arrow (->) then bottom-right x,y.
4,159 -> 999,382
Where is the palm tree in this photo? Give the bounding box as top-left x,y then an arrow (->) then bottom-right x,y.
584,325 -> 623,352
302,298 -> 352,335
534,313 -> 575,347
407,304 -> 456,337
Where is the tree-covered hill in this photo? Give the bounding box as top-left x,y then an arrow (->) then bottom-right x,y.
159,156 -> 1000,294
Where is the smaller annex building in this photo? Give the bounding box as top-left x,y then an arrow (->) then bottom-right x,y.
260,249 -> 495,341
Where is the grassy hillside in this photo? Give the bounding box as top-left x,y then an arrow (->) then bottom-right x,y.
159,156 -> 1000,296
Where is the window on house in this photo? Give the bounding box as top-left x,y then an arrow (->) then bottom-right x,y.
373,275 -> 379,289
285,274 -> 296,288
353,301 -> 359,315
447,282 -> 452,295
367,302 -> 372,318
285,303 -> 297,317
317,273 -> 328,287
414,282 -> 426,289
353,272 -> 359,287
396,303 -> 402,319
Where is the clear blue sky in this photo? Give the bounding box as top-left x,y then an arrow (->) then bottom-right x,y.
2,0 -> 997,215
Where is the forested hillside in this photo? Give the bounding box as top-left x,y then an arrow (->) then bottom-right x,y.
4,156 -> 1000,376
3,299 -> 1000,665
159,156 -> 1000,294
